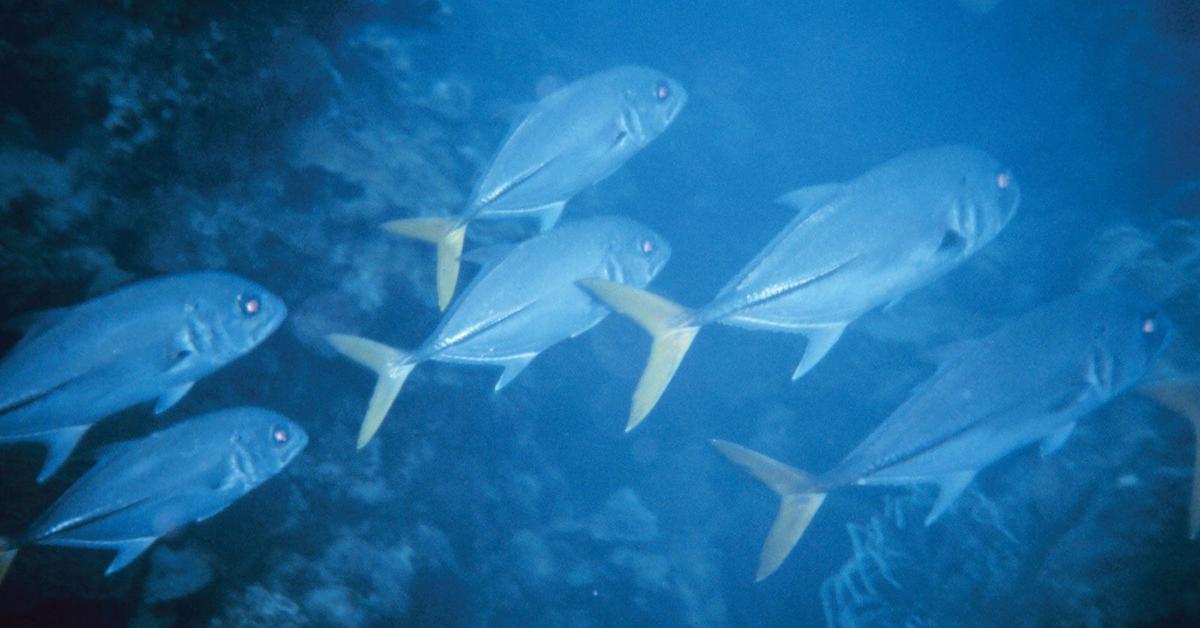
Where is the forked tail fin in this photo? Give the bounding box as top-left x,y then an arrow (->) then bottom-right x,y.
1140,376 -> 1200,538
381,217 -> 468,311
710,439 -> 826,581
578,278 -> 699,432
0,539 -> 17,586
326,334 -> 418,449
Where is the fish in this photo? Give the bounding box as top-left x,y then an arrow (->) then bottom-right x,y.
0,406 -> 306,580
0,271 -> 287,482
382,65 -> 687,310
328,216 -> 671,448
711,289 -> 1172,581
1139,375 -> 1200,538
581,145 -> 1021,431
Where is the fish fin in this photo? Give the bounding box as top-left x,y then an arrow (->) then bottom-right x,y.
791,324 -> 847,381
5,306 -> 72,350
326,334 -> 417,449
710,439 -> 825,581
577,278 -> 699,432
104,538 -> 157,576
1139,377 -> 1200,538
1040,421 -> 1076,458
382,218 -> 467,311
880,297 -> 904,313
775,183 -> 843,214
536,201 -> 566,232
36,425 -> 91,484
459,243 -> 516,268
154,382 -> 193,415
165,326 -> 200,376
494,355 -> 536,392
924,471 -> 976,526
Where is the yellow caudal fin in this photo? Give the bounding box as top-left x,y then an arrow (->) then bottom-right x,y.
1140,376 -> 1200,538
326,334 -> 417,449
382,218 -> 468,311
710,439 -> 826,581
0,541 -> 16,586
578,278 -> 699,432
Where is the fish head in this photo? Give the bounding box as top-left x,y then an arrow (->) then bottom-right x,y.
231,407 -> 309,482
935,147 -> 1021,258
193,272 -> 288,360
617,66 -> 688,143
602,217 -> 672,287
1096,291 -> 1173,390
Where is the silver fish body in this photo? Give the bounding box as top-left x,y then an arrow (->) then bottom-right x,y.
14,407 -> 306,576
713,289 -> 1171,581
0,271 -> 287,481
329,216 -> 671,448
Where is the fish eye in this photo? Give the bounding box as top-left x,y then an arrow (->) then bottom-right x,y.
996,170 -> 1013,190
272,426 -> 289,445
655,81 -> 670,101
1141,313 -> 1158,335
640,238 -> 655,255
238,293 -> 261,317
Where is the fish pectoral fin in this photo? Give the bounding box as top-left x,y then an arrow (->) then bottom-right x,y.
154,382 -> 194,415
104,537 -> 158,576
382,218 -> 467,311
1040,421 -> 1077,458
36,425 -> 91,484
494,355 -> 537,392
925,471 -> 976,526
578,278 -> 699,432
775,183 -> 843,216
535,201 -> 567,232
710,440 -> 826,581
1139,376 -> 1200,538
791,324 -> 847,381
326,334 -> 417,449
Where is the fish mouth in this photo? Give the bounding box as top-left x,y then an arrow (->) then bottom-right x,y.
665,89 -> 688,125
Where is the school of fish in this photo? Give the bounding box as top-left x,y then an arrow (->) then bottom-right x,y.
0,65 -> 1195,597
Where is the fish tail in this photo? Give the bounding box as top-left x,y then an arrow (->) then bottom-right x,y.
710,439 -> 826,581
577,278 -> 699,432
1140,376 -> 1200,538
326,334 -> 418,449
381,217 -> 468,311
0,539 -> 17,586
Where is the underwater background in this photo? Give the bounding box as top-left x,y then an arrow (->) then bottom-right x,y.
1,0 -> 1199,626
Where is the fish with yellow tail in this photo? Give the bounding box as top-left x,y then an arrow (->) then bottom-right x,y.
581,145 -> 1020,431
384,65 -> 686,310
329,217 -> 670,448
712,289 -> 1170,581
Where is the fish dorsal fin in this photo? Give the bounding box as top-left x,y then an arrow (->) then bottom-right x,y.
1040,421 -> 1076,457
924,471 -> 976,526
494,354 -> 536,392
36,425 -> 92,484
104,537 -> 158,576
459,243 -> 516,268
5,306 -> 73,350
154,382 -> 193,415
775,183 -> 844,216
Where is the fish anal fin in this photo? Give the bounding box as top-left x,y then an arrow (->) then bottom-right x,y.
494,355 -> 536,392
925,471 -> 975,526
326,334 -> 417,449
459,243 -> 516,268
1140,377 -> 1200,538
154,382 -> 193,415
104,537 -> 157,576
535,201 -> 566,232
710,440 -> 826,581
577,278 -> 698,431
792,324 -> 847,381
1040,421 -> 1076,458
37,425 -> 91,483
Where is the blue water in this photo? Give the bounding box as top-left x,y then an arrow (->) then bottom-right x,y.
0,1 -> 1198,625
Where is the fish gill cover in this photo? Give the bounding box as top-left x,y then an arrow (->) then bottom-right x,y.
0,0 -> 1198,626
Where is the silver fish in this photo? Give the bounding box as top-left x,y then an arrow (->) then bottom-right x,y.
0,407 -> 306,578
328,216 -> 671,448
582,145 -> 1020,430
713,289 -> 1171,581
0,272 -> 287,482
382,65 -> 687,310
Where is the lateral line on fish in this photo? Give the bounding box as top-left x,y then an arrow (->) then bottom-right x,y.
473,155 -> 559,214
434,301 -> 538,353
715,254 -> 862,322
